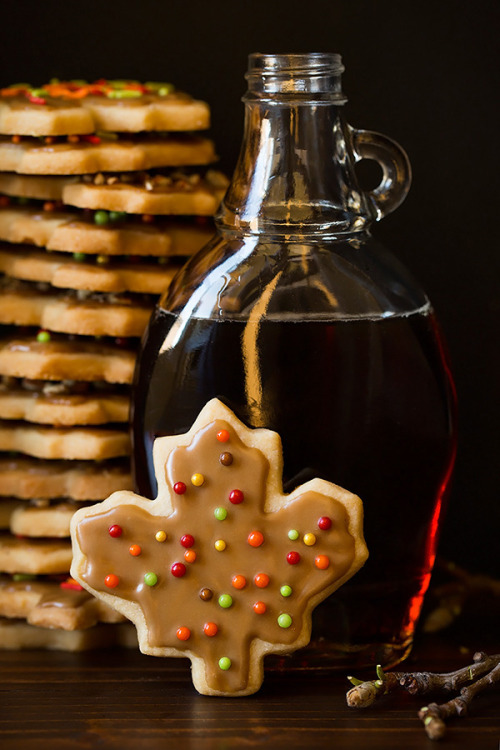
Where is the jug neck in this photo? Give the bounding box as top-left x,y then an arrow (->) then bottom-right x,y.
217,53 -> 372,237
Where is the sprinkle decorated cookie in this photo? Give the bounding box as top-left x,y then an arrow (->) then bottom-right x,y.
71,399 -> 368,696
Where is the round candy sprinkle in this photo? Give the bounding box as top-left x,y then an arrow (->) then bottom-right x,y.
104,574 -> 119,588
173,482 -> 186,495
253,601 -> 267,614
318,516 -> 332,531
129,544 -> 141,557
204,622 -> 218,637
36,330 -> 51,343
108,524 -> 122,538
278,613 -> 293,629
287,551 -> 301,565
184,549 -> 196,563
144,572 -> 158,587
219,657 -> 232,671
229,489 -> 244,505
214,507 -> 227,521
248,531 -> 264,547
94,210 -> 109,226
218,594 -> 233,609
176,626 -> 191,641
254,573 -> 270,588
171,562 -> 186,578
280,585 -> 293,598
155,530 -> 167,542
180,534 -> 195,548
72,252 -> 86,262
303,533 -> 316,546
288,529 -> 299,541
315,554 -> 330,570
191,473 -> 205,487
219,452 -> 233,466
199,587 -> 213,601
96,254 -> 109,265
231,575 -> 247,590
216,429 -> 230,443
214,539 -> 227,552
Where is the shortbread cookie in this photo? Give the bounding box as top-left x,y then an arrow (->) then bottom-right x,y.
0,534 -> 71,574
0,617 -> 138,650
71,398 -> 368,697
0,334 -> 136,383
0,135 -> 216,175
0,457 -> 132,500
0,386 -> 129,425
0,205 -> 214,255
0,81 -> 209,135
0,173 -> 75,199
0,577 -> 124,629
10,502 -> 81,537
63,170 -> 229,214
0,422 -> 130,460
0,280 -> 152,337
0,245 -> 180,294
0,499 -> 17,528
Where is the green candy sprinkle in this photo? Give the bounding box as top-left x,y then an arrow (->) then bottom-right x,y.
144,572 -> 158,587
280,585 -> 292,598
36,331 -> 51,343
94,210 -> 109,226
72,252 -> 86,262
107,89 -> 142,99
214,507 -> 227,521
218,594 -> 233,609
277,613 -> 292,629
288,529 -> 299,541
28,88 -> 49,97
109,210 -> 127,222
13,573 -> 37,582
218,657 -> 232,671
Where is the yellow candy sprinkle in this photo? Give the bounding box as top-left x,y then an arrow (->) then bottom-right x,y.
155,530 -> 167,542
214,539 -> 227,552
191,473 -> 205,487
303,532 -> 316,546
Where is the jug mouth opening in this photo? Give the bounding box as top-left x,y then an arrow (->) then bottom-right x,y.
244,53 -> 346,101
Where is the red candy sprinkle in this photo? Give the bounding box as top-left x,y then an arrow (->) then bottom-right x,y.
180,534 -> 195,548
318,516 -> 332,531
231,575 -> 247,590
108,524 -> 122,538
287,551 -> 301,565
254,573 -> 270,588
216,429 -> 230,442
247,531 -> 264,547
171,562 -> 186,578
253,601 -> 267,614
229,489 -> 244,505
203,622 -> 218,637
173,482 -> 187,495
176,626 -> 191,641
60,579 -> 83,591
104,574 -> 119,588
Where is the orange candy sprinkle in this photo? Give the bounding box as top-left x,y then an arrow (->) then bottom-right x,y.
176,626 -> 191,641
253,601 -> 267,614
231,574 -> 247,589
184,549 -> 197,563
129,544 -> 142,557
315,554 -> 330,570
203,622 -> 218,637
104,574 -> 119,588
254,573 -> 270,588
216,429 -> 230,442
247,530 -> 264,547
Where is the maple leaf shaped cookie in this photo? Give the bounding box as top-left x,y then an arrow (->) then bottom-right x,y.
70,399 -> 368,696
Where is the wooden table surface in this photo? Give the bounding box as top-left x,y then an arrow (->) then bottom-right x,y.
1,619 -> 498,750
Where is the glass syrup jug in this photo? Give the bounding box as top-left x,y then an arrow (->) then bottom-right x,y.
132,53 -> 457,669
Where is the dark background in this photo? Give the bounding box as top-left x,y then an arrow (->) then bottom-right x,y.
0,0 -> 498,575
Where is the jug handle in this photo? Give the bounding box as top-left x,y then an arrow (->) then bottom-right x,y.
350,128 -> 412,220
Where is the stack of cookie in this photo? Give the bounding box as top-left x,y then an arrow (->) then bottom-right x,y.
0,80 -> 227,650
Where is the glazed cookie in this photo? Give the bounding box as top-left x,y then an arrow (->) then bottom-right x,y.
0,334 -> 136,383
0,618 -> 138,650
0,280 -> 153,337
0,457 -> 132,501
0,205 -> 213,256
0,135 -> 216,175
0,534 -> 72,574
0,421 -> 130,460
63,170 -> 229,214
0,576 -> 125,629
0,245 -> 181,294
71,399 -> 368,697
